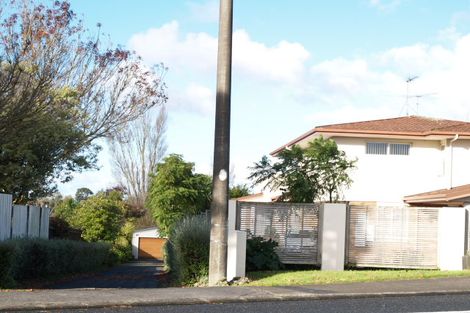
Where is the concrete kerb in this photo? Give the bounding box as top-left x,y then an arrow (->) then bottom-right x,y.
2,291 -> 470,312
3,283 -> 470,312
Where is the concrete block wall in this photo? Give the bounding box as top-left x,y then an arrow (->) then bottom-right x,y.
320,203 -> 347,271
438,207 -> 466,270
227,200 -> 246,281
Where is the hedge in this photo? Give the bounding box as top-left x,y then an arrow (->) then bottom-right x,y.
164,214 -> 210,285
0,238 -> 117,288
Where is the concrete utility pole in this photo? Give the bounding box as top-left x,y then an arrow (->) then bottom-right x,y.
208,0 -> 233,286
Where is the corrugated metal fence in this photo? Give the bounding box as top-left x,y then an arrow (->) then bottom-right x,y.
347,204 -> 439,269
236,201 -> 320,264
0,193 -> 50,241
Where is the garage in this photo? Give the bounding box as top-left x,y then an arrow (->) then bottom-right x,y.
138,237 -> 166,259
131,227 -> 166,260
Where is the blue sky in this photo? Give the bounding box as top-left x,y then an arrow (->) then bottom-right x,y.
59,0 -> 470,195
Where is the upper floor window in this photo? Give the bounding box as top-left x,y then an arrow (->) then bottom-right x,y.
389,143 -> 410,155
366,142 -> 387,155
366,142 -> 410,155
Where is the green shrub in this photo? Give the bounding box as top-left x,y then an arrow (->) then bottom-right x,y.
54,196 -> 78,224
111,221 -> 135,262
49,216 -> 82,240
0,238 -> 117,287
166,214 -> 210,285
163,238 -> 174,272
73,192 -> 126,242
0,245 -> 15,288
246,236 -> 282,271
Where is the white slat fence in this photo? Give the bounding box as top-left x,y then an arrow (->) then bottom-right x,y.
347,204 -> 439,269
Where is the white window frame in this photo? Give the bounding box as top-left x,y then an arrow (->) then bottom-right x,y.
366,142 -> 411,156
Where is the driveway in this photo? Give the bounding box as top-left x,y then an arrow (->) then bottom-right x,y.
49,260 -> 166,289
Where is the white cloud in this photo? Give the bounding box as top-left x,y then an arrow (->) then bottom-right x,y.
233,30 -> 310,83
129,21 -> 310,83
129,21 -> 310,115
187,0 -> 219,23
297,33 -> 470,121
304,105 -> 399,126
310,58 -> 372,94
129,21 -> 217,73
129,20 -> 470,122
170,82 -> 215,115
438,11 -> 470,42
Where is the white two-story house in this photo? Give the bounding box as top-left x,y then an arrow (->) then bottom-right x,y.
269,115 -> 470,205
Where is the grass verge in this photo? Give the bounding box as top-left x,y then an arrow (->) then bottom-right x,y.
246,269 -> 470,286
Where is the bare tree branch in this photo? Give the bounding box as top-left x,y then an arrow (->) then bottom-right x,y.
110,106 -> 168,212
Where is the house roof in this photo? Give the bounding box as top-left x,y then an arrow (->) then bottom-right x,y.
233,193 -> 280,202
404,184 -> 470,206
233,193 -> 263,201
271,116 -> 470,155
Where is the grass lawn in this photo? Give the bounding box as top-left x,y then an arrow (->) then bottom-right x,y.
246,269 -> 470,286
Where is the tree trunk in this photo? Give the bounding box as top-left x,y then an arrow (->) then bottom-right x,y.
208,0 -> 233,286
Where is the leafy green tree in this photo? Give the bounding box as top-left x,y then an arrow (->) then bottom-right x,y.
73,191 -> 127,242
146,154 -> 212,235
249,137 -> 355,203
53,196 -> 78,224
0,1 -> 167,202
229,184 -> 251,199
305,137 -> 355,202
53,187 -> 94,224
249,145 -> 320,203
75,188 -> 94,202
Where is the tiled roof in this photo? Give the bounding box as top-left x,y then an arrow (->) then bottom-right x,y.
316,116 -> 470,134
271,116 -> 470,155
404,184 -> 470,205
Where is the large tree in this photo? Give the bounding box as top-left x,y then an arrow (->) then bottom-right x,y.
0,1 -> 167,201
146,154 -> 212,236
249,137 -> 356,203
110,106 -> 167,214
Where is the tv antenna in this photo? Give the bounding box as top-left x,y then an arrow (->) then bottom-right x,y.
410,93 -> 437,115
405,75 -> 419,116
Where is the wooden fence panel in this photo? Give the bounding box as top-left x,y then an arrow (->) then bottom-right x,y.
11,205 -> 28,238
347,205 -> 439,269
40,207 -> 50,239
0,194 -> 12,241
28,206 -> 41,238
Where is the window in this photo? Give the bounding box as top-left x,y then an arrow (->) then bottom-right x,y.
366,142 -> 387,155
390,143 -> 410,155
366,142 -> 410,155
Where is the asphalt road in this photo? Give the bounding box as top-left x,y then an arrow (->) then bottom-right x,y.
18,293 -> 470,313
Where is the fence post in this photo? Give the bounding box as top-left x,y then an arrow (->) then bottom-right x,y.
0,193 -> 13,241
28,205 -> 41,238
39,206 -> 50,239
227,200 -> 247,281
438,206 -> 466,270
11,205 -> 28,238
320,203 -> 347,271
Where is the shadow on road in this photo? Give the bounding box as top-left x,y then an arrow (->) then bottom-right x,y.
47,260 -> 167,289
